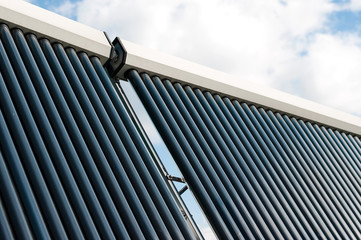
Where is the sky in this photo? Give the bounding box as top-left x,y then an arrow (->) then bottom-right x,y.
21,0 -> 361,239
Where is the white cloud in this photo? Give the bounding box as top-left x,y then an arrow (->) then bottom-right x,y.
299,33 -> 361,115
343,0 -> 361,11
53,0 -> 361,117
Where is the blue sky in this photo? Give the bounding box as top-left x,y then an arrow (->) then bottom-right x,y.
23,0 -> 361,238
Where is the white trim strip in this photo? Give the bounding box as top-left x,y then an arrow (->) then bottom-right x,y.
0,0 -> 111,63
119,39 -> 361,136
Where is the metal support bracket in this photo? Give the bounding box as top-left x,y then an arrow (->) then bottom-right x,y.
166,175 -> 188,195
178,185 -> 188,195
104,36 -> 127,78
166,174 -> 185,183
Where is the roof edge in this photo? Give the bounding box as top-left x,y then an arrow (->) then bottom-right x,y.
0,0 -> 111,64
116,39 -> 361,136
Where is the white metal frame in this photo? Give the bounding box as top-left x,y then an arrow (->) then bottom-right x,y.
119,40 -> 361,136
0,0 -> 111,63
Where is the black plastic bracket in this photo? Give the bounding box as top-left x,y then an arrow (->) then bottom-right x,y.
104,36 -> 127,78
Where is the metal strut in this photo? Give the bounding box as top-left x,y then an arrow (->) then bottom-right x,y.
166,174 -> 185,183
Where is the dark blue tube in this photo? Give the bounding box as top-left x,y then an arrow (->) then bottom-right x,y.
92,58 -> 195,240
268,111 -> 340,239
49,43 -> 153,240
12,28 -> 115,240
26,34 -> 130,240
152,77 -> 251,239
197,90 -> 290,239
321,127 -> 361,194
183,85 -> 283,239
0,35 -> 70,239
338,132 -> 361,174
141,74 -> 242,239
1,25 -> 99,239
0,194 -> 14,240
41,39 -> 143,240
128,70 -> 233,240
174,83 -> 275,239
245,104 -> 319,239
163,79 -> 264,239
0,124 -> 33,240
296,121 -> 359,238
257,108 -> 331,238
283,115 -> 348,238
66,49 -> 170,240
79,54 -> 187,240
346,134 -> 361,165
232,100 -> 311,239
304,123 -> 361,226
0,73 -> 52,239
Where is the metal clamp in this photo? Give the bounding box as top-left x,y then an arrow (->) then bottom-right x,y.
166,174 -> 185,183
